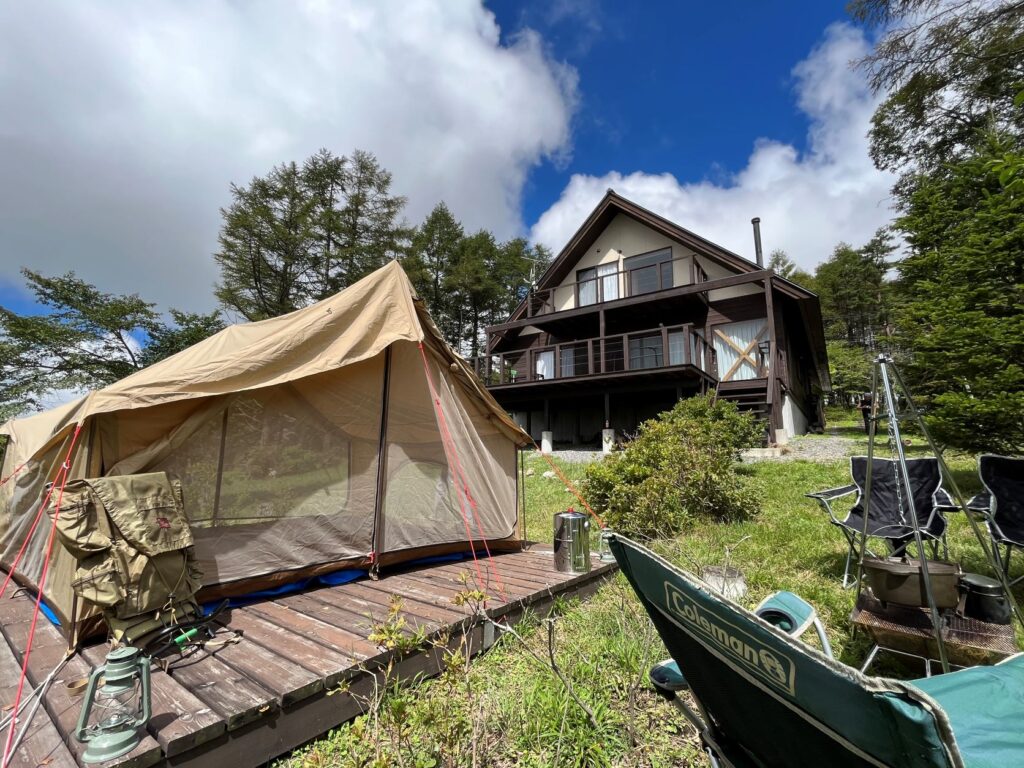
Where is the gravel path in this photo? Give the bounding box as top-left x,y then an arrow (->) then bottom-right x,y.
545,449 -> 605,464
780,434 -> 858,462
544,426 -> 864,466
745,427 -> 863,463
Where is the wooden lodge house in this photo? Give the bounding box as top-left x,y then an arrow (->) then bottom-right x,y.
471,191 -> 831,447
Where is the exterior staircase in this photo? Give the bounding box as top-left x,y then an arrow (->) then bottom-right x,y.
715,380 -> 772,444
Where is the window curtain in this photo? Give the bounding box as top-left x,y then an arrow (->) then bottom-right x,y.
577,272 -> 597,306
713,319 -> 766,381
668,331 -> 685,365
691,331 -> 705,372
598,262 -> 619,301
535,350 -> 554,380
560,347 -> 575,378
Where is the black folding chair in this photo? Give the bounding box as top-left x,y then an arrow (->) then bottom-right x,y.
969,454 -> 1024,586
808,457 -> 952,587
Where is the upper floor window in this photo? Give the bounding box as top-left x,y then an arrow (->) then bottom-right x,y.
576,262 -> 619,306
625,248 -> 672,296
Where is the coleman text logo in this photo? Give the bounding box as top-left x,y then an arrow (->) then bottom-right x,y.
664,581 -> 796,696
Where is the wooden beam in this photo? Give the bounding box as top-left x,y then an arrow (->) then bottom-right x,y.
765,281 -> 778,441
487,271 -> 770,334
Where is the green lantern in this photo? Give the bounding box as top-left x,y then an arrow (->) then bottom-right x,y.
74,647 -> 152,763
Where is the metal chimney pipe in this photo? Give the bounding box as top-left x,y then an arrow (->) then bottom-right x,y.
751,217 -> 763,268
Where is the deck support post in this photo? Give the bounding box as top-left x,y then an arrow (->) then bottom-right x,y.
764,279 -> 778,444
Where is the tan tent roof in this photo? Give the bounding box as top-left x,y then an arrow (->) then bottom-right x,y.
1,261 -> 528,461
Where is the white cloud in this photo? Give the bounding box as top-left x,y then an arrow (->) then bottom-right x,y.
530,23 -> 895,271
0,0 -> 576,312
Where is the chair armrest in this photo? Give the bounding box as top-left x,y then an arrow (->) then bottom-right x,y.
967,491 -> 992,514
933,488 -> 959,512
806,484 -> 858,502
806,484 -> 858,525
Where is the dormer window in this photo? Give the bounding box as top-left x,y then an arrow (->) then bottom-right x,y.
624,248 -> 673,296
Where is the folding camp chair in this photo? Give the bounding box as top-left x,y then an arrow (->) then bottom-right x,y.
808,456 -> 953,587
608,532 -> 1024,768
968,455 -> 1024,586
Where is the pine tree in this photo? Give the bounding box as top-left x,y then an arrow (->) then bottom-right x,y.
333,150 -> 410,288
406,202 -> 464,344
303,148 -> 348,301
851,0 -> 1024,183
214,149 -> 409,319
446,230 -> 500,357
214,161 -> 317,320
814,235 -> 893,347
894,135 -> 1024,452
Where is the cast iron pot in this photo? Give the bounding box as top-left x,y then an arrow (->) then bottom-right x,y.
957,573 -> 1011,625
864,556 -> 961,610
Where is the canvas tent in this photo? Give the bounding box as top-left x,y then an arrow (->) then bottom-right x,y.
0,261 -> 529,635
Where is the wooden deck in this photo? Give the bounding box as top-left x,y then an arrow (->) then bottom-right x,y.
1,546 -> 615,768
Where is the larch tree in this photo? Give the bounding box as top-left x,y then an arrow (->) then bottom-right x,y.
214,149 -> 409,320
405,202 -> 465,345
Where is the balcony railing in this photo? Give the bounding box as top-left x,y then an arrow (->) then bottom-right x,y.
471,324 -> 717,386
526,256 -> 709,318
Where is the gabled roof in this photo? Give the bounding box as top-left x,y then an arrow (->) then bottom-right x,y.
510,190 -> 767,322
499,190 -> 830,389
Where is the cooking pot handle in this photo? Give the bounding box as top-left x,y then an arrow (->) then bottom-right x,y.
955,581 -> 968,617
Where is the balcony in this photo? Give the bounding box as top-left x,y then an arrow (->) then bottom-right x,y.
526,256 -> 708,318
471,324 -> 717,387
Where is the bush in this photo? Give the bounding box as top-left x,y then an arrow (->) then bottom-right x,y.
582,394 -> 761,538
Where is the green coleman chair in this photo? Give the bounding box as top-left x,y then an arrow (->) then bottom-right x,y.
608,532 -> 1024,768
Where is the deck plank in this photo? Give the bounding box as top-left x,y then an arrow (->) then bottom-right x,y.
226,609 -> 369,685
405,565 -> 540,597
204,634 -> 323,707
271,594 -> 409,640
165,651 -> 276,732
295,588 -> 441,634
331,582 -> 463,625
0,635 -> 78,768
357,575 -> 472,613
0,617 -> 162,768
239,602 -> 380,660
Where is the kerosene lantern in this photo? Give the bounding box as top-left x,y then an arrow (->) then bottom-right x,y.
74,647 -> 152,763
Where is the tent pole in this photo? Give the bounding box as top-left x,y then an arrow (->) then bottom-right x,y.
370,346 -> 393,578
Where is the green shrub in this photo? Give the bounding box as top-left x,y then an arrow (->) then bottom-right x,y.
582,394 -> 761,538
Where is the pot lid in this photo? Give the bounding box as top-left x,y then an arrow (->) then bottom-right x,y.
959,572 -> 1004,595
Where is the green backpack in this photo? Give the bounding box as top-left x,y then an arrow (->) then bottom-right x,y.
51,471 -> 202,646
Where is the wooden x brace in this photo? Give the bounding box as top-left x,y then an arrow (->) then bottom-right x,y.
714,324 -> 767,381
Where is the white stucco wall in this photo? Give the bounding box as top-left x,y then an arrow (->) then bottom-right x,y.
782,392 -> 809,439
552,214 -> 696,311
698,255 -> 762,301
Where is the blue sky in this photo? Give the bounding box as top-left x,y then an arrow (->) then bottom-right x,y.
0,1 -> 891,320
490,1 -> 858,226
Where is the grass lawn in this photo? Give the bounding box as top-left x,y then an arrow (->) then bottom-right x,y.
285,422 -> 1011,768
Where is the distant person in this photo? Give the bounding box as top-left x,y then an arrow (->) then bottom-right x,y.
859,393 -> 873,433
